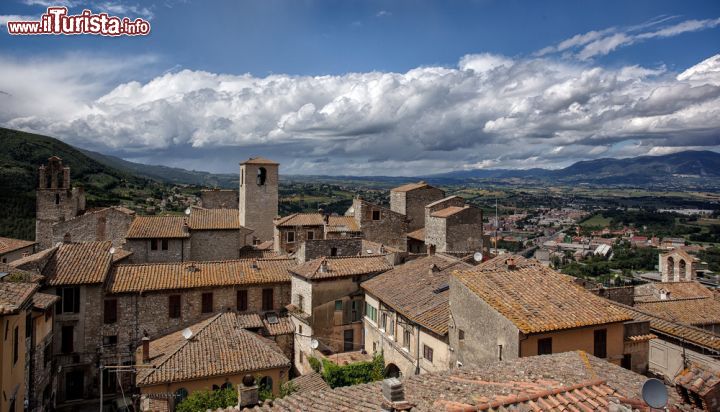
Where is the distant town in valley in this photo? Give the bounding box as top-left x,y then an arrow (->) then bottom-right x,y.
1,126 -> 719,412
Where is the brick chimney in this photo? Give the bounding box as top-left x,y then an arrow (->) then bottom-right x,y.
505,257 -> 516,270
141,336 -> 150,363
381,378 -> 414,411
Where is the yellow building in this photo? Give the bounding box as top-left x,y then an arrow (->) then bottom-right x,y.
0,265 -> 58,412
136,311 -> 290,411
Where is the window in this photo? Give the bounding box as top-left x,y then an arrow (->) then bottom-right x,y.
388,319 -> 395,337
55,193 -> 60,205
150,239 -> 158,251
44,343 -> 51,366
458,329 -> 465,341
307,231 -> 314,240
299,351 -> 304,364
2,257 -> 6,263
237,290 -> 248,311
161,239 -> 169,250
621,354 -> 631,370
351,300 -> 360,322
103,335 -> 118,346
104,299 -> 118,324
594,329 -> 607,359
257,167 -> 267,185
262,288 -> 274,311
201,293 -> 213,313
61,325 -> 74,354
365,305 -> 377,322
335,300 -> 343,311
56,287 -> 80,314
298,325 -> 303,334
403,329 -> 411,349
498,345 -> 503,361
423,344 -> 434,362
259,376 -> 273,392
381,313 -> 388,330
168,295 -> 181,318
286,231 -> 295,243
372,210 -> 380,220
537,337 -> 552,355
175,388 -> 188,405
13,326 -> 19,365
330,247 -> 337,256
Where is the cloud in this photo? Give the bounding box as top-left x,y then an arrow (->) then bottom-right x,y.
376,10 -> 391,18
541,16 -> 720,61
0,15 -> 38,28
2,52 -> 720,175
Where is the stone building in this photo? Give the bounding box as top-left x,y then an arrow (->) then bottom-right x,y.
50,206 -> 135,248
239,157 -> 279,243
633,281 -> 720,335
295,238 -> 405,264
449,255 -> 633,369
200,189 -> 238,209
124,208 -> 253,263
346,198 -> 408,251
0,237 -> 36,264
659,248 -> 700,282
362,254 -> 472,378
389,182 -> 445,232
35,156 -> 86,250
0,265 -> 58,412
101,257 -> 295,371
424,196 -> 483,253
12,241 -> 114,407
287,256 -> 393,374
136,311 -> 291,411
273,213 -> 362,254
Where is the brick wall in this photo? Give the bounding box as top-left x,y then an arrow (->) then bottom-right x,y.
274,225 -> 323,254
36,187 -> 85,250
189,229 -> 248,260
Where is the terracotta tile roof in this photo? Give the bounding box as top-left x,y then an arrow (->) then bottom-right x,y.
289,256 -> 392,281
136,311 -> 290,387
635,297 -> 720,327
0,237 -> 35,255
256,240 -> 274,250
675,363 -> 720,398
236,312 -> 265,329
289,372 -> 330,393
107,258 -> 294,294
263,315 -> 294,336
9,247 -> 57,274
238,248 -> 281,259
391,181 -> 431,193
187,208 -> 243,230
361,240 -> 403,255
0,263 -> 43,283
406,228 -> 425,241
42,241 -> 113,286
425,195 -> 463,209
241,157 -> 278,165
31,292 -> 59,311
362,255 -> 471,335
635,281 -> 713,302
111,248 -> 133,263
454,255 -> 631,334
274,213 -> 325,227
326,215 -> 360,232
430,206 -> 466,218
249,351 -> 678,411
627,333 -> 657,342
126,216 -> 189,239
611,302 -> 720,353
0,281 -> 38,315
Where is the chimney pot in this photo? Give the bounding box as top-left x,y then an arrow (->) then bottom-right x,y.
506,257 -> 516,270
428,245 -> 436,256
141,336 -> 150,363
238,374 -> 259,408
381,378 -> 413,411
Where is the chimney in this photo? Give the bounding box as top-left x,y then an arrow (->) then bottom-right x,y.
379,244 -> 385,254
182,219 -> 189,234
251,260 -> 258,270
429,264 -> 440,275
428,245 -> 436,256
505,257 -> 516,270
381,378 -> 413,411
319,259 -> 329,273
238,374 -> 259,408
141,336 -> 150,363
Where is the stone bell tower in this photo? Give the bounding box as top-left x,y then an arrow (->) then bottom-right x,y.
36,156 -> 85,250
239,157 -> 278,243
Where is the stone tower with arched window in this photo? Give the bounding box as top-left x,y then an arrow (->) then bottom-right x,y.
36,156 -> 85,250
239,157 -> 278,242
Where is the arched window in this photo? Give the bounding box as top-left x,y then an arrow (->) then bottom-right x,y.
384,363 -> 401,378
257,167 -> 267,186
259,376 -> 273,392
221,382 -> 232,390
57,172 -> 64,188
174,387 -> 188,410
212,384 -> 220,391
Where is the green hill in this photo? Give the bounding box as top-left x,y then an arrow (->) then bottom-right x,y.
0,127 -> 162,240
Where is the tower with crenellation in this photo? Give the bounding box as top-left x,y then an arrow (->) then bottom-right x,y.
35,156 -> 85,249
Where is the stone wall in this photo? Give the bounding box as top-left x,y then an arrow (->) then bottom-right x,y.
240,162 -> 278,242
590,286 -> 634,306
200,189 -> 238,209
390,186 -> 445,232
424,196 -> 464,224
36,187 -> 85,250
125,238 -> 191,263
352,199 -> 407,251
51,207 -> 134,248
449,275 -> 520,368
444,207 -> 484,252
0,244 -> 35,264
274,225 -> 323,254
189,229 -> 249,261
296,238 -> 364,263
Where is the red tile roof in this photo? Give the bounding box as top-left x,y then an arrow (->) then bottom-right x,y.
42,241 -> 113,286
126,216 -> 189,239
107,258 -> 294,294
187,208 -> 243,230
0,237 -> 35,255
391,181 -> 432,193
406,228 -> 425,241
241,157 -> 278,165
275,213 -> 325,227
31,292 -> 59,311
289,256 -> 392,281
0,281 -> 38,315
454,255 -> 631,334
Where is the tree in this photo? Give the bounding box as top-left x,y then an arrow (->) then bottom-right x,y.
175,388 -> 237,412
321,353 -> 385,388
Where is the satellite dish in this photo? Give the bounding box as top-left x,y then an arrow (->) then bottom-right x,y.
109,247 -> 116,255
310,339 -> 319,349
641,378 -> 668,409
473,252 -> 483,262
184,207 -> 191,216
181,328 -> 193,340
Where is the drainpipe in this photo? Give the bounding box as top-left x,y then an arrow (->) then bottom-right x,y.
415,324 -> 420,375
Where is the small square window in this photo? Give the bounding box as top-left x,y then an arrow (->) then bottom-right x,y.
372,210 -> 380,220
161,239 -> 169,250
307,231 -> 314,240
287,231 -> 295,243
538,337 -> 552,355
150,239 -> 158,251
335,300 -> 343,311
103,335 -> 118,346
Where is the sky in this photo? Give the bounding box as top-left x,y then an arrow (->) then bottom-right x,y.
1,0 -> 719,176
